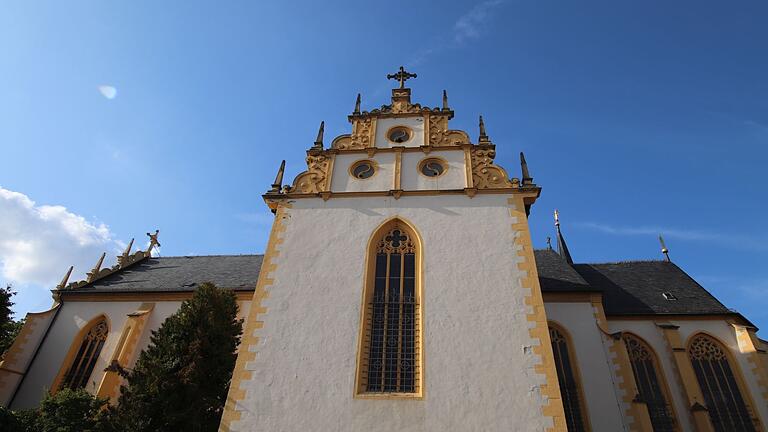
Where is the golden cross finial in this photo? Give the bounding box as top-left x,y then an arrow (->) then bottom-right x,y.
387,66 -> 417,89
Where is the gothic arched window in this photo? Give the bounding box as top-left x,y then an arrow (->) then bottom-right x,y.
356,222 -> 421,396
688,334 -> 757,432
549,324 -> 588,432
623,333 -> 676,432
60,317 -> 108,390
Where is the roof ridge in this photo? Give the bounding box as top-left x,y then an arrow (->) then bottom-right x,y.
153,254 -> 265,258
577,259 -> 668,265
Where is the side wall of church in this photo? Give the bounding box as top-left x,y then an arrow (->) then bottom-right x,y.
544,302 -> 626,431
609,318 -> 768,431
11,299 -> 251,410
230,194 -> 554,431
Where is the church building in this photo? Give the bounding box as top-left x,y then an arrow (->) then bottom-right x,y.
1,69 -> 766,432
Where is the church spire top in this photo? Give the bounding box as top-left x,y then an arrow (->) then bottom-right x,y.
554,210 -> 574,265
387,66 -> 417,89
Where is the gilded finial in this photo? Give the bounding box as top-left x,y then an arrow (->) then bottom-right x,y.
87,253 -> 106,282
442,90 -> 448,110
520,152 -> 532,185
554,209 -> 560,226
312,121 -> 325,150
270,160 -> 286,193
387,66 -> 417,89
56,266 -> 74,290
353,93 -> 361,114
478,115 -> 489,142
146,230 -> 161,255
659,235 -> 670,262
117,238 -> 135,267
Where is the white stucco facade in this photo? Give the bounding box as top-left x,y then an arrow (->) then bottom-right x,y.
8,298 -> 251,410
229,194 -> 553,431
544,302 -> 626,431
609,318 -> 768,431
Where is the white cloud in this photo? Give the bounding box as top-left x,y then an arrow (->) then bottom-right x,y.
0,187 -> 122,286
454,0 -> 504,43
98,85 -> 117,100
576,222 -> 768,252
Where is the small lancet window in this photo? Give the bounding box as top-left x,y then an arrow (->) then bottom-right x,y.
61,318 -> 108,390
549,325 -> 587,432
688,334 -> 758,432
623,334 -> 676,432
357,225 -> 420,395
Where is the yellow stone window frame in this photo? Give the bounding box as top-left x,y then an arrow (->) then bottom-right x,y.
354,218 -> 424,399
686,332 -> 764,430
417,157 -> 449,179
349,159 -> 378,180
547,321 -> 591,432
622,332 -> 680,431
51,314 -> 110,393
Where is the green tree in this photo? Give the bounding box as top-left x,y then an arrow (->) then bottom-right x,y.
115,282 -> 243,432
0,285 -> 24,356
1,388 -> 113,432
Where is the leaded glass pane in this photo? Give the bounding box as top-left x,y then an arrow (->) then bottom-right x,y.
623,334 -> 675,432
363,227 -> 418,394
62,319 -> 108,390
689,335 -> 757,432
550,326 -> 586,432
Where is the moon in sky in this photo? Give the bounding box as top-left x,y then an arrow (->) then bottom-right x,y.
98,85 -> 117,100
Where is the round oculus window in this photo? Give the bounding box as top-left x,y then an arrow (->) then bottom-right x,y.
387,126 -> 411,143
350,160 -> 376,179
419,158 -> 446,177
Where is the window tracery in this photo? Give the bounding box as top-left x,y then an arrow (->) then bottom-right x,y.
358,225 -> 420,395
549,325 -> 587,432
61,318 -> 108,390
622,334 -> 676,432
688,334 -> 758,432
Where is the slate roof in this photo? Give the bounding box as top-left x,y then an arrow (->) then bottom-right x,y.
65,255 -> 263,293
63,251 -> 734,319
533,249 -> 594,292
572,261 -> 731,316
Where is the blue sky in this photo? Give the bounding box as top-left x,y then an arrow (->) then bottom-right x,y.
1,1 -> 767,332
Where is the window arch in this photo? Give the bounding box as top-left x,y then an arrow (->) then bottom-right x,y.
58,316 -> 109,391
688,334 -> 758,432
356,220 -> 421,396
622,333 -> 677,432
548,323 -> 588,432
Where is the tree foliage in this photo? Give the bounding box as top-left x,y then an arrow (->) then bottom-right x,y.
1,388 -> 113,432
114,282 -> 243,432
0,285 -> 24,356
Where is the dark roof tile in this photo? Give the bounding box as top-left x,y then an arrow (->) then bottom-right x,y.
572,261 -> 731,316
66,255 -> 263,293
